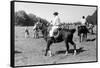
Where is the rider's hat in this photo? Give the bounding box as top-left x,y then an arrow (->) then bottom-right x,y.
53,12 -> 59,15
82,16 -> 85,19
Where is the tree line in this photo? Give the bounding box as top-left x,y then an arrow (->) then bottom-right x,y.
15,10 -> 49,26
15,10 -> 97,26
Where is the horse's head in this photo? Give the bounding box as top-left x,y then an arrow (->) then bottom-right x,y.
34,21 -> 43,30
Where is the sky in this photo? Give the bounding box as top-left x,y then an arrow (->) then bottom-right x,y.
15,2 -> 97,23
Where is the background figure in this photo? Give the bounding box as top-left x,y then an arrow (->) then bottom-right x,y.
49,12 -> 61,37
25,26 -> 30,38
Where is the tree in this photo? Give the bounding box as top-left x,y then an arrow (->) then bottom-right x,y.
86,10 -> 97,25
15,10 -> 30,26
15,10 -> 49,26
28,13 -> 38,26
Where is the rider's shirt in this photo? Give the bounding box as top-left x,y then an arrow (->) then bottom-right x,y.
52,16 -> 61,26
80,18 -> 86,25
49,16 -> 61,37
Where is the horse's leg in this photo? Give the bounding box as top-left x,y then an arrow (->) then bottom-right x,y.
82,34 -> 85,42
25,32 -> 27,38
86,33 -> 87,39
45,41 -> 52,56
34,32 -> 36,38
35,32 -> 36,38
91,28 -> 94,34
78,33 -> 81,42
83,34 -> 85,41
85,33 -> 87,41
36,31 -> 39,39
79,34 -> 81,42
36,32 -> 38,39
70,41 -> 77,55
83,34 -> 85,42
33,31 -> 35,38
35,31 -> 37,39
65,41 -> 69,56
37,32 -> 39,38
35,31 -> 37,38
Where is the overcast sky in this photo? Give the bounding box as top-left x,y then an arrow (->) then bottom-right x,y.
15,2 -> 96,23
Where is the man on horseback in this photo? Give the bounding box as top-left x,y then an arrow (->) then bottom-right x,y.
81,16 -> 87,26
77,16 -> 89,42
33,13 -> 77,56
49,12 -> 61,38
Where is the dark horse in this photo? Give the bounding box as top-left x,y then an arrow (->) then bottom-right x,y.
35,22 -> 77,56
77,25 -> 89,42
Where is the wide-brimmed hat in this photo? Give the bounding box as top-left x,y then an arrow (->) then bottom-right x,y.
53,12 -> 59,15
82,16 -> 85,19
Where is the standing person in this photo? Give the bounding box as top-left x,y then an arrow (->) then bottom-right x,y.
49,12 -> 61,37
25,26 -> 30,38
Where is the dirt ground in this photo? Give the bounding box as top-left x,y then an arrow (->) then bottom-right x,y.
14,26 -> 97,66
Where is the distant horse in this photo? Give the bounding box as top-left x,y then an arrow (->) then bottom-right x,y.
77,25 -> 89,42
33,23 -> 39,39
35,22 -> 77,56
33,28 -> 39,39
88,24 -> 95,34
86,19 -> 96,34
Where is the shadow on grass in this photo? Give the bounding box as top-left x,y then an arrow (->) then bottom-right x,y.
33,35 -> 43,39
14,50 -> 22,54
86,38 -> 96,42
55,47 -> 86,55
89,32 -> 96,35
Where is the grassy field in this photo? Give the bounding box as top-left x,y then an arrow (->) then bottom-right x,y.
14,26 -> 97,66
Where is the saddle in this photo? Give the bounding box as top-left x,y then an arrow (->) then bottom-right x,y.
53,27 -> 62,38
53,29 -> 59,38
48,25 -> 62,38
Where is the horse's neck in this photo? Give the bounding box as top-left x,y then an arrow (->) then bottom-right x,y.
41,25 -> 48,36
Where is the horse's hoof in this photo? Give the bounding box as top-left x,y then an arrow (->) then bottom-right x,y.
65,54 -> 68,56
48,50 -> 52,57
49,54 -> 52,57
73,53 -> 76,56
45,54 -> 52,57
73,51 -> 77,56
48,53 -> 52,57
45,55 -> 47,56
65,51 -> 68,56
45,53 -> 47,56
